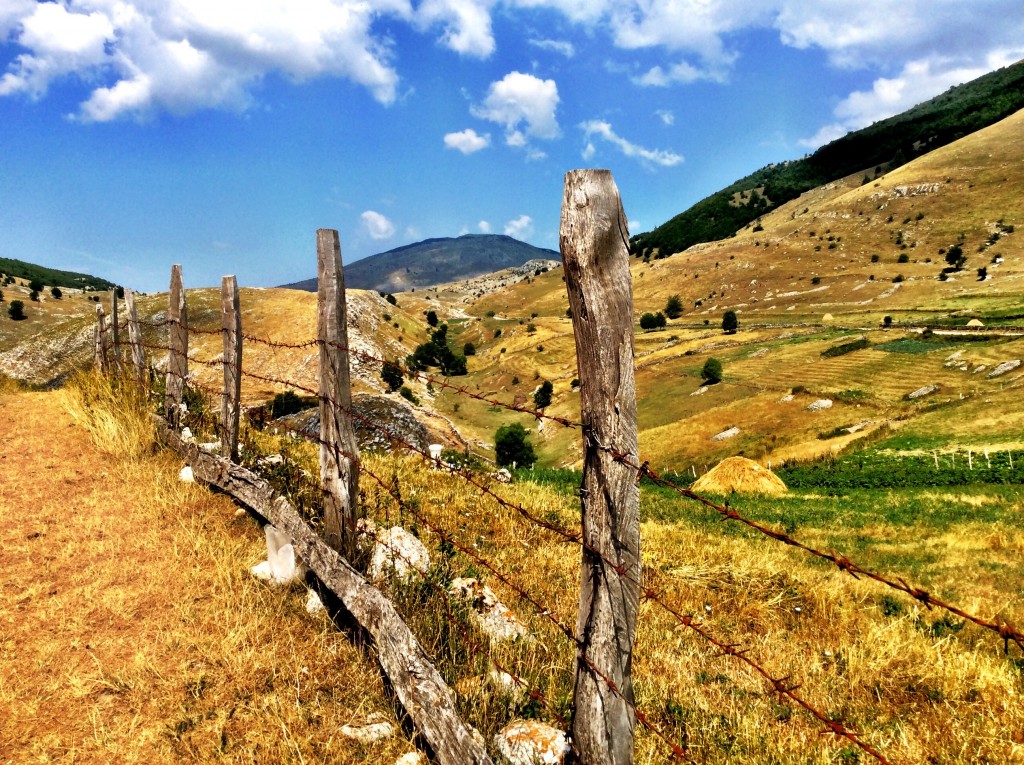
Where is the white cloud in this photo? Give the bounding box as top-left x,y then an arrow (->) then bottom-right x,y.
580,120 -> 683,167
528,38 -> 575,57
478,220 -> 492,233
634,60 -> 729,87
361,210 -> 396,240
504,214 -> 534,239
444,128 -> 490,153
471,71 -> 560,142
655,109 -> 675,126
799,53 -> 1023,148
416,0 -> 495,57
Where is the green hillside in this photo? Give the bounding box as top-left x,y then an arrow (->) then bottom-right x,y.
0,257 -> 116,292
632,59 -> 1024,259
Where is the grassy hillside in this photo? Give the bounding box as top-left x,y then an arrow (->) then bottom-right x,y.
0,256 -> 116,291
632,59 -> 1024,258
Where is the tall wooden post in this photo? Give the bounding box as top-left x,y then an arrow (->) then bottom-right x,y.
94,304 -> 108,374
166,265 -> 188,429
109,288 -> 121,371
221,275 -> 242,461
125,289 -> 147,390
317,229 -> 361,558
561,169 -> 640,765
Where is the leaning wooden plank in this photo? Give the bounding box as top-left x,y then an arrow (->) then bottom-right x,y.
156,421 -> 494,765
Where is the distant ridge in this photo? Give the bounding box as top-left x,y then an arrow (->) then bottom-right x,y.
281,234 -> 559,294
0,257 -> 116,291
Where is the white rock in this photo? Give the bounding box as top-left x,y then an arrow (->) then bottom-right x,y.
449,578 -> 528,642
305,588 -> 325,614
198,441 -> 221,452
339,714 -> 394,745
711,426 -> 740,441
368,527 -> 430,583
691,385 -> 709,396
250,524 -> 307,585
973,365 -> 988,374
259,453 -> 284,466
180,426 -> 195,443
907,385 -> 938,399
806,399 -> 833,411
494,720 -> 569,765
178,465 -> 195,483
493,468 -> 512,484
988,360 -> 1021,378
394,754 -> 428,765
778,394 -> 794,402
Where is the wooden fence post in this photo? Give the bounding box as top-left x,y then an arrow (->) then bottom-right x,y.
125,289 -> 147,390
94,304 -> 108,374
317,229 -> 361,558
221,275 -> 242,461
560,169 -> 640,765
109,287 -> 121,371
166,265 -> 188,429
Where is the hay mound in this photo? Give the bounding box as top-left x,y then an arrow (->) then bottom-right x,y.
966,318 -> 984,327
691,456 -> 787,496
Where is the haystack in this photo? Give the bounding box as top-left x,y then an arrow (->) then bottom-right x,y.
966,318 -> 984,327
691,456 -> 787,496
822,313 -> 834,322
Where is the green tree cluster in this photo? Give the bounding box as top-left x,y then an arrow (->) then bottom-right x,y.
406,324 -> 467,376
639,312 -> 667,331
533,380 -> 553,408
494,423 -> 536,468
380,360 -> 404,392
722,310 -> 738,334
663,294 -> 683,319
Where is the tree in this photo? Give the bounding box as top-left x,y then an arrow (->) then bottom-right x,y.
28,277 -> 44,293
8,300 -> 26,320
385,293 -> 397,305
425,310 -> 438,327
0,289 -> 4,302
945,243 -> 966,270
664,294 -> 683,319
701,357 -> 723,384
495,423 -> 536,468
639,312 -> 666,331
533,380 -> 553,408
722,310 -> 738,334
29,290 -> 39,302
463,342 -> 476,356
50,287 -> 62,299
381,360 -> 404,392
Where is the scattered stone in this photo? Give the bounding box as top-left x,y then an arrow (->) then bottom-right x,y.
711,426 -> 741,441
449,578 -> 528,642
250,524 -> 307,586
394,754 -> 428,765
339,713 -> 394,745
368,526 -> 430,583
778,394 -> 794,403
907,385 -> 938,399
259,453 -> 284,466
691,385 -> 709,396
178,465 -> 195,483
748,347 -> 769,358
305,588 -> 325,615
988,360 -> 1021,378
806,399 -> 833,411
493,468 -> 512,484
494,720 -> 569,765
198,441 -> 221,452
973,365 -> 988,374
180,426 -> 195,443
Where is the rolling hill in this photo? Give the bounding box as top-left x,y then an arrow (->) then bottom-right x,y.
280,234 -> 559,294
631,59 -> 1024,259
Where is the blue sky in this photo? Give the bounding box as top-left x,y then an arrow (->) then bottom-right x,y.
1,1 -> 1022,293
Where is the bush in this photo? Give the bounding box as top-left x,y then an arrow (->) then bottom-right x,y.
50,287 -> 62,299
893,274 -> 905,283
945,244 -> 965,270
810,276 -> 821,285
28,277 -> 44,293
897,253 -> 909,263
385,293 -> 397,305
822,337 -> 870,358
29,290 -> 39,302
425,310 -> 438,327
639,312 -> 666,331
8,300 -> 25,320
526,323 -> 537,334
270,391 -> 309,418
494,423 -> 536,468
870,254 -> 880,263
493,328 -> 502,338
722,310 -> 738,334
381,360 -> 404,392
664,294 -> 683,319
701,357 -> 723,384
463,342 -> 476,356
533,380 -> 553,408
883,315 -> 893,327
399,386 -> 419,405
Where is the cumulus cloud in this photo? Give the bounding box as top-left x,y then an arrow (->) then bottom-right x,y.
799,53 -> 1022,148
361,210 -> 396,240
478,220 -> 492,233
580,120 -> 683,167
416,0 -> 495,57
444,128 -> 490,153
471,71 -> 560,143
504,214 -> 533,239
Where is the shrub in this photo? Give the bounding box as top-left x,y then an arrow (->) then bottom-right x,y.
463,342 -> 476,356
664,294 -> 683,319
494,423 -> 536,468
526,323 -> 537,334
8,300 -> 25,320
29,290 -> 39,302
822,337 -> 870,358
50,287 -> 62,299
897,253 -> 909,263
883,316 -> 893,327
977,267 -> 988,280
870,254 -> 880,263
893,274 -> 905,283
945,243 -> 965,270
270,391 -> 308,418
386,293 -> 397,305
399,386 -> 419,405
425,310 -> 438,327
28,277 -> 44,293
533,380 -> 553,408
701,357 -> 723,384
722,310 -> 738,334
810,276 -> 821,285
381,360 -> 404,392
570,378 -> 580,389
639,312 -> 663,331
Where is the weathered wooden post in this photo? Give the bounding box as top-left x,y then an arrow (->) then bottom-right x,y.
109,287 -> 121,371
94,304 -> 108,374
317,229 -> 361,558
221,275 -> 242,461
125,289 -> 147,390
560,169 -> 640,765
166,265 -> 188,429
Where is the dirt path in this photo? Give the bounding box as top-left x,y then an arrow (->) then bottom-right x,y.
0,391 -> 410,764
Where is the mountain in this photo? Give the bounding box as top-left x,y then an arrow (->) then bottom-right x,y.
632,59 -> 1024,259
0,257 -> 116,292
280,234 -> 559,294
